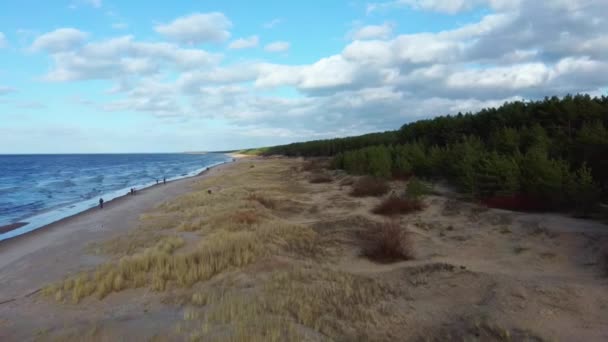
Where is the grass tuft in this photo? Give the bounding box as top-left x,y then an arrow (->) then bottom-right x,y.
360,221 -> 414,262
350,177 -> 390,197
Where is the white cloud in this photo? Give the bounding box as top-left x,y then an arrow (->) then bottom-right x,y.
40,35 -> 220,82
29,0 -> 608,143
264,41 -> 290,53
350,22 -> 394,40
31,28 -> 88,53
228,36 -> 259,49
0,32 -> 7,48
155,12 -> 232,44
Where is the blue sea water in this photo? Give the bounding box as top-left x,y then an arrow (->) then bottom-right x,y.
0,153 -> 231,241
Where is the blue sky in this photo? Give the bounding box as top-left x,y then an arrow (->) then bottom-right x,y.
0,0 -> 606,153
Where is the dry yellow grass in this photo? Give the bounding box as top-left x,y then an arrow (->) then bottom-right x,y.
42,159 -> 403,340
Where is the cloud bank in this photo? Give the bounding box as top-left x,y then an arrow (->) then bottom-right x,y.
29,2 -> 608,141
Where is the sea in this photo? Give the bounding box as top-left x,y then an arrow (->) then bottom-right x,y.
0,153 -> 232,241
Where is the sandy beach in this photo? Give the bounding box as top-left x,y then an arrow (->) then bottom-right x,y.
0,158 -> 242,300
1,157 -> 607,341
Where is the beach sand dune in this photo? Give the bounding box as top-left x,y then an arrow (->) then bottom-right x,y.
1,157 -> 607,341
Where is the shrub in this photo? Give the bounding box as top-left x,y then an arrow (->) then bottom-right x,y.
350,177 -> 390,197
309,174 -> 333,184
360,221 -> 414,262
372,196 -> 424,216
405,177 -> 431,199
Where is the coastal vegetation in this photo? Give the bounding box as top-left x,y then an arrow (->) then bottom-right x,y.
264,95 -> 608,215
33,95 -> 608,341
35,157 -> 608,341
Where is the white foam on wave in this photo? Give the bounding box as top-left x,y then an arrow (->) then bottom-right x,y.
0,158 -> 231,242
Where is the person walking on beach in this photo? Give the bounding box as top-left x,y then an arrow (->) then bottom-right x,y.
99,198 -> 104,209
163,177 -> 166,184
156,179 -> 159,185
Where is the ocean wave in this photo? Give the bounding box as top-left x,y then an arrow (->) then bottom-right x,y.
0,153 -> 231,241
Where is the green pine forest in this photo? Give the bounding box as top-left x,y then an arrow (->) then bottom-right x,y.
263,94 -> 608,215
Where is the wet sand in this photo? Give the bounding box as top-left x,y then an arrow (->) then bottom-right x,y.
0,159 -> 243,300
0,223 -> 27,235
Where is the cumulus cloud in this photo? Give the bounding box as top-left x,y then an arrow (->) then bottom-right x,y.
264,41 -> 290,53
155,12 -> 232,44
350,22 -> 394,40
228,36 -> 259,49
30,0 -> 608,143
37,34 -> 220,82
31,28 -> 88,53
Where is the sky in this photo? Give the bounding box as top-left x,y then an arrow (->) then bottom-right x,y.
0,0 -> 607,153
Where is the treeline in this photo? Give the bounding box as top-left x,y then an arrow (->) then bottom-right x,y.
333,141 -> 600,214
266,94 -> 608,213
263,131 -> 398,157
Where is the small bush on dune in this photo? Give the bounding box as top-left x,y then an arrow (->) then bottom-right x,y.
360,221 -> 414,262
350,177 -> 390,197
373,196 -> 424,216
309,174 -> 333,184
405,177 -> 432,199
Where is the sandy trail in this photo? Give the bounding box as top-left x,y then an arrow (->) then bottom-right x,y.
0,160 -> 240,301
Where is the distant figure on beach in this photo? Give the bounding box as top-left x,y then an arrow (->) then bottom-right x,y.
99,198 -> 104,209
156,179 -> 159,184
163,177 -> 166,184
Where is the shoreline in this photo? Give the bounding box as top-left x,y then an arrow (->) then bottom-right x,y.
0,156 -> 239,242
0,157 -> 248,271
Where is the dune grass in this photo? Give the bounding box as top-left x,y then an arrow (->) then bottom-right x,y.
42,158 -> 420,340
176,265 -> 400,341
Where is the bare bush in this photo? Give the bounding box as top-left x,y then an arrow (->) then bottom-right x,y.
372,196 -> 424,216
350,177 -> 390,197
360,221 -> 414,262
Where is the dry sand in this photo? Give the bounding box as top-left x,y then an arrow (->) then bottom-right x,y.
1,157 -> 607,341
0,159 -> 241,299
